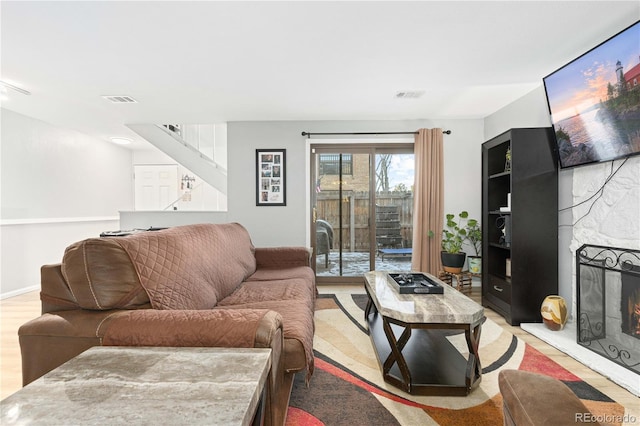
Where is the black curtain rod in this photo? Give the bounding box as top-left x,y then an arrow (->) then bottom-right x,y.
301,130 -> 451,137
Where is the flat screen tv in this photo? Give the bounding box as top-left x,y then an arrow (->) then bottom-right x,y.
543,20 -> 640,169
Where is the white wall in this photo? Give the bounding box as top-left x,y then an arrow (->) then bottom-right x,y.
1,220 -> 120,298
227,119 -> 484,247
1,109 -> 133,297
1,109 -> 132,219
132,147 -> 227,211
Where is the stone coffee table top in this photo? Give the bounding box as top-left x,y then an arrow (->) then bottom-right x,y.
364,271 -> 484,324
1,346 -> 271,426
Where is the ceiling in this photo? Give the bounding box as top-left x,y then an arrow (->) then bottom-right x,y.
1,1 -> 639,148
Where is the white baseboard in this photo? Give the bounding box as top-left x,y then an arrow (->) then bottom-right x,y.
1,285 -> 39,300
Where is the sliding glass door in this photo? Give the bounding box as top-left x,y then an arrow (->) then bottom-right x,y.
311,143 -> 414,284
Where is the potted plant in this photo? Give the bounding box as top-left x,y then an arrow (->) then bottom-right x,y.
434,211 -> 469,273
465,219 -> 482,274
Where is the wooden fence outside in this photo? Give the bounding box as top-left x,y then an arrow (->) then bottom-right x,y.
315,191 -> 413,251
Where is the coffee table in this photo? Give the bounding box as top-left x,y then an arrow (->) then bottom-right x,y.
0,347 -> 271,425
364,271 -> 484,396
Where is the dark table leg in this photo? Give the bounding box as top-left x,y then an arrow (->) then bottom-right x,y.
381,317 -> 413,392
465,318 -> 483,390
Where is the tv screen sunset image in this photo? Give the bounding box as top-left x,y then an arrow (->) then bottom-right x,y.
544,21 -> 640,168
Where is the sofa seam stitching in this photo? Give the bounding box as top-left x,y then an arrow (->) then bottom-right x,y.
60,263 -> 79,304
503,377 -> 534,425
95,311 -> 124,338
82,242 -> 102,309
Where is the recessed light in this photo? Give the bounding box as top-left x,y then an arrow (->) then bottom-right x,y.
0,80 -> 31,96
102,95 -> 137,103
395,91 -> 424,99
110,137 -> 132,145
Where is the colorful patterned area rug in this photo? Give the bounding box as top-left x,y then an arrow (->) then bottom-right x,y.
286,292 -> 626,425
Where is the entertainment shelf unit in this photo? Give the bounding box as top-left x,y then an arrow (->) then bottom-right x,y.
481,128 -> 558,325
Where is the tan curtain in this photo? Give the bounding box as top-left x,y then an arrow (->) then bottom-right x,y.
411,128 -> 444,275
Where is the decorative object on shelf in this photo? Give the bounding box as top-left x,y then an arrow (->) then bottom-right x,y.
505,258 -> 511,277
499,193 -> 511,213
496,215 -> 511,247
504,148 -> 511,172
540,295 -> 568,331
256,149 -> 286,206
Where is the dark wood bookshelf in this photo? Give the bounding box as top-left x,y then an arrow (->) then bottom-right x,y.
481,128 -> 559,325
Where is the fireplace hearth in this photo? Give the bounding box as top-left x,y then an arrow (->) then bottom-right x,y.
577,244 -> 640,374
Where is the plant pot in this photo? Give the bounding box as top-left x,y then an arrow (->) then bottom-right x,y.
540,295 -> 568,331
441,251 -> 466,274
468,256 -> 482,274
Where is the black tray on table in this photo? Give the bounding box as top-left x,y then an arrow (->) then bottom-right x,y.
388,273 -> 444,294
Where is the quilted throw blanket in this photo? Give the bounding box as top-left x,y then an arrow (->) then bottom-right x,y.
116,223 -> 257,310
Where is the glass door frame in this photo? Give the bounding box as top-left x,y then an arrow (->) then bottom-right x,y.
309,141 -> 414,285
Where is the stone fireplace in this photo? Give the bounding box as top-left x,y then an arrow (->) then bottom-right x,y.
577,245 -> 640,374
520,156 -> 640,396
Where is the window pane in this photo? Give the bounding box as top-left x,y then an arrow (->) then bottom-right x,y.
319,154 -> 352,175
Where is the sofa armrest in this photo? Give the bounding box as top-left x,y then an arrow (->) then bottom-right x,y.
40,263 -> 80,314
101,308 -> 282,348
254,247 -> 312,269
20,308 -> 284,426
103,308 -> 284,426
19,309 -> 283,385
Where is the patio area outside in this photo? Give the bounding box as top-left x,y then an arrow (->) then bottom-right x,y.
316,251 -> 413,277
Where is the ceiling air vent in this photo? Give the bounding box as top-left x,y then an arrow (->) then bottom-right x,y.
395,91 -> 424,99
102,95 -> 137,103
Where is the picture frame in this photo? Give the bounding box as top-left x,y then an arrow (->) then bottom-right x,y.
256,149 -> 286,206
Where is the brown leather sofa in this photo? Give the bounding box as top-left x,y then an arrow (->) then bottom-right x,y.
498,370 -> 606,425
18,223 -> 316,426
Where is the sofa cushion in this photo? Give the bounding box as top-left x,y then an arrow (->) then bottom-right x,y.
217,299 -> 315,378
218,276 -> 316,309
116,223 -> 257,310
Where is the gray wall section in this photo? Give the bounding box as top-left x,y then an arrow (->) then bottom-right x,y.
227,119 -> 484,248
483,86 -> 552,140
482,85 -> 574,313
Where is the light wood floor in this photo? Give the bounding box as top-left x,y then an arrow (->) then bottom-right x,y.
1,287 -> 638,413
1,291 -> 41,400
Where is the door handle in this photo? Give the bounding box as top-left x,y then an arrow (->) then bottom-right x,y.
493,285 -> 503,292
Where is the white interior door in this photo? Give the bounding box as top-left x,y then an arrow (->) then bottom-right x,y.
134,165 -> 178,210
